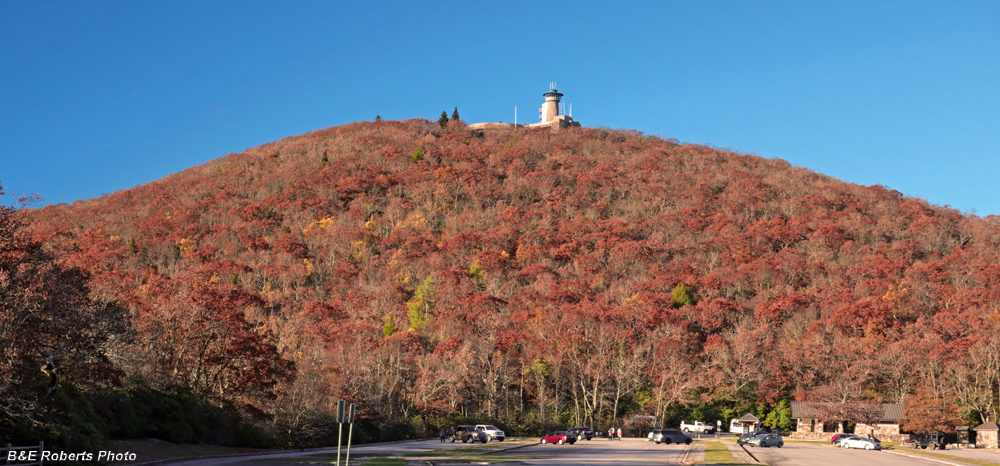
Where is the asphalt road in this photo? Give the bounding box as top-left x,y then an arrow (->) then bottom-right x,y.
162,438 -> 493,466
517,437 -> 693,465
747,441 -> 1000,466
158,437 -> 1000,466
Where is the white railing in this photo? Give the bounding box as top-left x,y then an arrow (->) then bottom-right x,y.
3,442 -> 44,466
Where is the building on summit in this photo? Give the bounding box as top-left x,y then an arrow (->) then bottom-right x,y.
527,83 -> 581,129
468,84 -> 581,130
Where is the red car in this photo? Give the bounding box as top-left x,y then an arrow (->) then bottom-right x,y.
540,431 -> 577,444
831,433 -> 852,446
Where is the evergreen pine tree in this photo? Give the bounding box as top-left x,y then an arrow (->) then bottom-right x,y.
672,283 -> 695,307
438,111 -> 449,129
451,107 -> 460,122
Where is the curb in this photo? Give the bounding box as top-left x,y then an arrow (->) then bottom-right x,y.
737,443 -> 761,464
883,448 -> 973,466
134,437 -> 433,466
678,442 -> 695,464
485,440 -> 539,453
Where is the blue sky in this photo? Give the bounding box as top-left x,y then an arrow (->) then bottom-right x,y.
2,1 -> 998,215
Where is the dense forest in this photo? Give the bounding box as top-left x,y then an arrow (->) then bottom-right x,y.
4,118 -> 998,448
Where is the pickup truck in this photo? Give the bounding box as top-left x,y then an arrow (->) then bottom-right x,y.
680,421 -> 716,434
475,424 -> 506,442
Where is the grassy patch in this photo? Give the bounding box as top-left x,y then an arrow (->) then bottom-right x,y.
701,441 -> 757,465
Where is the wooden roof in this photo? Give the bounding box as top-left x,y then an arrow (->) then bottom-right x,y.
737,413 -> 760,422
975,422 -> 1000,431
790,401 -> 904,423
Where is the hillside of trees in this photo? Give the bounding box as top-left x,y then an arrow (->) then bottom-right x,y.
5,118 -> 999,448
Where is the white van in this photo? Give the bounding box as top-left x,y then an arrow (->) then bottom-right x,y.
730,419 -> 744,433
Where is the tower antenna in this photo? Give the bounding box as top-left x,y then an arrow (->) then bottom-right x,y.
515,106 -> 517,125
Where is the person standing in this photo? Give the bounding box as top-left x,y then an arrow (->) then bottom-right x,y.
617,427 -> 623,440
440,429 -> 446,442
608,426 -> 615,440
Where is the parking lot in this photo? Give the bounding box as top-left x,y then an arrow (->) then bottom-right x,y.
518,437 -> 694,465
746,441 -> 1000,466
163,437 -> 1000,466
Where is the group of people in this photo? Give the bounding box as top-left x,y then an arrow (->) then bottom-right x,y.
608,427 -> 623,440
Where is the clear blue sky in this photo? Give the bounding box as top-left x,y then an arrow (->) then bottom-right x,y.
2,1 -> 998,215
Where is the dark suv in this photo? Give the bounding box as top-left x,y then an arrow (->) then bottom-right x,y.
452,425 -> 488,443
910,433 -> 949,450
568,427 -> 594,441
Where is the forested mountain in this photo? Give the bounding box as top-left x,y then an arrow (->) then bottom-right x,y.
6,118 -> 998,447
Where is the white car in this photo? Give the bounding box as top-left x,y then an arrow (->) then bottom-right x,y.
475,424 -> 506,442
840,435 -> 881,450
748,433 -> 784,448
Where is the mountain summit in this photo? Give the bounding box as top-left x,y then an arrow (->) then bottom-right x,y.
17,118 -> 997,446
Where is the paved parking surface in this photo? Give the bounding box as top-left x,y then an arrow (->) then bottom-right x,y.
748,441 -> 1000,466
517,438 -> 694,465
163,438 -> 505,466
159,437 -> 1000,466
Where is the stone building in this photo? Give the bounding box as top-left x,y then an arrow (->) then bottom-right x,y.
790,401 -> 906,442
975,422 -> 1000,448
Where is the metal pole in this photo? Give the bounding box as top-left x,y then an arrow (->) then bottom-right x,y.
346,422 -> 354,465
345,403 -> 356,465
336,422 -> 343,466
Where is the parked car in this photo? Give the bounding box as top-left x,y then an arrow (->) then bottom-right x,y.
567,427 -> 594,441
474,424 -> 506,442
830,433 -> 852,446
452,425 -> 488,443
649,429 -> 692,445
748,433 -> 784,448
738,431 -> 764,445
540,431 -> 577,445
910,433 -> 948,450
680,421 -> 716,434
840,435 -> 882,450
